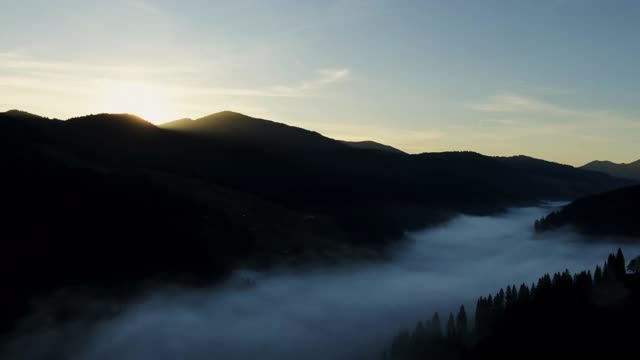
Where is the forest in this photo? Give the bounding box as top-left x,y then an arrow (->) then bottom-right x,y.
386,249 -> 640,359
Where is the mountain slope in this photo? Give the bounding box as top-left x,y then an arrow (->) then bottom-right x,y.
581,160 -> 640,181
160,111 -> 345,151
341,140 -> 406,154
1,108 -> 634,334
535,184 -> 640,238
3,109 -> 631,243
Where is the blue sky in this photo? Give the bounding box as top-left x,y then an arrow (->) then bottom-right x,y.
1,0 -> 639,165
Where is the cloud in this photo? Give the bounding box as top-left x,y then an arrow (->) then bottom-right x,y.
0,52 -> 350,99
0,52 -> 192,75
128,0 -> 164,16
468,93 -> 640,130
269,68 -> 351,96
468,93 -> 580,115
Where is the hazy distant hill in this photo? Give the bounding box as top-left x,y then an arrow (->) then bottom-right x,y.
340,140 -> 406,154
535,184 -> 640,238
581,160 -> 640,181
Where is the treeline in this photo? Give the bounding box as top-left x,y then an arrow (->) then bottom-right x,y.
385,249 -> 640,359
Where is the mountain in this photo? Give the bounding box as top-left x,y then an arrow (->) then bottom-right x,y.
66,113 -> 157,130
159,117 -> 194,130
0,108 -> 633,333
535,184 -> 640,238
340,140 -> 406,155
159,111 -> 345,151
581,159 -> 640,181
2,109 -> 631,242
1,109 -> 48,121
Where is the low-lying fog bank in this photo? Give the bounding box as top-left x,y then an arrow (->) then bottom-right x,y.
5,205 -> 640,360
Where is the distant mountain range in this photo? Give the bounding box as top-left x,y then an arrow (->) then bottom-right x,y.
2,108 -> 631,245
581,160 -> 640,181
0,108 -> 633,333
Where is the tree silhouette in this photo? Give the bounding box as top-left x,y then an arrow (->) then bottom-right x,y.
615,248 -> 626,276
456,305 -> 468,338
431,312 -> 442,338
628,255 -> 640,274
385,250 -> 640,359
446,313 -> 456,339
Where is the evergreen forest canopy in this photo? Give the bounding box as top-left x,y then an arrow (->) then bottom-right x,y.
386,249 -> 640,359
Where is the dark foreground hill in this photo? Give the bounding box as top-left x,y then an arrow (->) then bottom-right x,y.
0,109 -> 632,333
535,185 -> 640,239
581,159 -> 640,181
385,250 -> 640,359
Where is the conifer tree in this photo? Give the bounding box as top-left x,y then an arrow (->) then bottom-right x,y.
446,313 -> 456,339
594,265 -> 603,283
431,312 -> 442,338
615,248 -> 626,276
518,283 -> 530,303
456,305 -> 468,338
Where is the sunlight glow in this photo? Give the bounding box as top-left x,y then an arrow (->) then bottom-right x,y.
94,81 -> 179,124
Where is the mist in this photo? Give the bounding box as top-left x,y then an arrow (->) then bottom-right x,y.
5,204 -> 640,360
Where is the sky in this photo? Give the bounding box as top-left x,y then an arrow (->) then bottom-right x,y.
1,0 -> 639,166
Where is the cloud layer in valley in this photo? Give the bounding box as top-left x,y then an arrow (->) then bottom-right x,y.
4,205 -> 640,360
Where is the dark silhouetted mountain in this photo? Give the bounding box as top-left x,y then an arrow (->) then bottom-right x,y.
385,250 -> 640,359
495,155 -> 627,196
158,117 -> 194,130
534,185 -> 640,239
66,113 -> 157,132
2,109 -> 631,244
341,140 -> 407,154
159,111 -> 345,151
0,109 -> 633,334
581,159 -> 640,181
2,109 -> 48,120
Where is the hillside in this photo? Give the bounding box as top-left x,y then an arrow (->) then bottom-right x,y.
535,185 -> 640,238
159,111 -> 345,151
581,159 -> 640,181
340,140 -> 407,154
3,109 -> 631,243
0,109 -> 633,333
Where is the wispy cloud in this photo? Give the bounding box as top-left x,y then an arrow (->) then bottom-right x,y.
467,93 -> 640,129
467,92 -> 640,144
468,93 -> 581,116
0,52 -> 196,77
129,0 -> 164,16
0,52 -> 350,99
269,68 -> 351,96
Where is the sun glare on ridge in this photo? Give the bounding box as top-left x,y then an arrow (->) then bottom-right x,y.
94,80 -> 179,124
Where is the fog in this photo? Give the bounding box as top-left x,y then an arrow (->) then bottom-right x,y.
6,205 -> 640,360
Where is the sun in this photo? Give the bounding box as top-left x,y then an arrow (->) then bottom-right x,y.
95,80 -> 179,124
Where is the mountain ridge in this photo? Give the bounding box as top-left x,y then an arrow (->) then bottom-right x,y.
1,107 -> 634,335
535,184 -> 640,238
340,140 -> 406,155
581,159 -> 640,181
